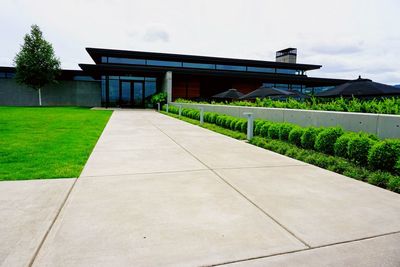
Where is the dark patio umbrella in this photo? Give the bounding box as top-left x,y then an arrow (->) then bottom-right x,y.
212,88 -> 244,99
316,76 -> 400,97
239,86 -> 306,100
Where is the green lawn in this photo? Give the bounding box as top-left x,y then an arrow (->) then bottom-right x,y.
0,107 -> 112,180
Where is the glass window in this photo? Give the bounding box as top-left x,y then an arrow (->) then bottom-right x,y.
0,72 -> 5,78
101,57 -> 108,63
145,77 -> 156,81
262,83 -> 274,88
216,64 -> 246,71
120,76 -> 144,81
275,84 -> 289,89
276,69 -> 296,75
182,62 -> 215,69
145,81 -> 157,98
147,60 -> 182,67
108,79 -> 119,104
101,78 -> 107,103
247,66 -> 275,73
73,76 -> 95,81
6,72 -> 15,78
108,57 -> 146,65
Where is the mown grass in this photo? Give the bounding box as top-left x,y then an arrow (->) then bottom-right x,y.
0,107 -> 112,180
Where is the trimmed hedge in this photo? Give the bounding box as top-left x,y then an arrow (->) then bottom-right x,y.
315,127 -> 344,155
334,133 -> 356,158
279,123 -> 295,141
163,105 -> 400,177
288,127 -> 304,146
368,140 -> 400,172
268,124 -> 281,139
348,135 -> 376,165
301,127 -> 323,149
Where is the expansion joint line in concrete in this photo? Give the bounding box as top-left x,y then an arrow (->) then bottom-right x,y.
28,178 -> 79,267
209,230 -> 400,266
150,116 -> 311,249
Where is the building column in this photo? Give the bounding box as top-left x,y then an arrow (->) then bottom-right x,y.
162,71 -> 172,103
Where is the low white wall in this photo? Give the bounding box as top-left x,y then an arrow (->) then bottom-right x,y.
170,102 -> 400,139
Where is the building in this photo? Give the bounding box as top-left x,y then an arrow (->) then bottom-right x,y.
0,47 -> 348,107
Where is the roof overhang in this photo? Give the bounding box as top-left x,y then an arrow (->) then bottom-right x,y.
79,63 -> 347,87
85,47 -> 322,71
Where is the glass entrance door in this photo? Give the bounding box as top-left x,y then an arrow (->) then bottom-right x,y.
133,81 -> 144,107
120,81 -> 132,107
119,80 -> 144,107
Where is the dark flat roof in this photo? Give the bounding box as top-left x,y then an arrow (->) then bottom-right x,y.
79,63 -> 346,87
85,47 -> 321,71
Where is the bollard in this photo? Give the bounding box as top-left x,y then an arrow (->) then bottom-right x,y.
243,112 -> 254,140
178,105 -> 182,117
166,104 -> 169,113
157,102 -> 160,112
200,107 -> 204,124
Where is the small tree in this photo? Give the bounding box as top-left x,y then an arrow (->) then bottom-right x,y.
14,25 -> 60,106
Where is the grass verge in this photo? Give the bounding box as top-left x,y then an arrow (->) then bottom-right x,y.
0,107 -> 112,180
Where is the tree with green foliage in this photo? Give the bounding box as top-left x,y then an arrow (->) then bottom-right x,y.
14,25 -> 61,106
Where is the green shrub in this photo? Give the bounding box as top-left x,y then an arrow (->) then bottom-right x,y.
181,108 -> 190,117
347,135 -> 376,165
368,140 -> 400,172
203,112 -> 212,122
215,115 -> 226,127
367,171 -> 392,188
254,120 -> 266,135
342,166 -> 369,181
288,127 -> 304,146
151,91 -> 167,104
240,120 -> 248,133
279,123 -> 295,141
395,158 -> 400,175
268,124 -> 281,139
259,122 -> 272,137
234,120 -> 245,132
229,118 -> 238,130
334,133 -> 355,158
301,127 -> 323,149
314,127 -> 344,155
224,117 -> 233,129
387,176 -> 400,193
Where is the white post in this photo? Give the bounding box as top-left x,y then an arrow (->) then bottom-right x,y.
244,112 -> 254,140
166,104 -> 169,113
200,107 -> 204,124
178,105 -> 182,117
38,88 -> 42,106
157,102 -> 160,112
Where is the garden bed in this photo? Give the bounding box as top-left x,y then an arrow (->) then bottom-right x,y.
161,106 -> 400,193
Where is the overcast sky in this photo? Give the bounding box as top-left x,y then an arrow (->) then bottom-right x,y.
1,0 -> 399,84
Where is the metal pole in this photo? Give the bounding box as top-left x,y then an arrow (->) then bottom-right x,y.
166,104 -> 169,113
200,107 -> 204,124
157,102 -> 160,112
243,112 -> 254,140
178,105 -> 182,117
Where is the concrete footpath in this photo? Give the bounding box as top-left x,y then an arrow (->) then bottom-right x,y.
1,110 -> 400,267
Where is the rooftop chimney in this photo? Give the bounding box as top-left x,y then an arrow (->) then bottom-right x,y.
276,48 -> 297,63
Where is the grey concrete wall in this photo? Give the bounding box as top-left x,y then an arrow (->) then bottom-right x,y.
0,79 -> 101,107
171,102 -> 400,139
